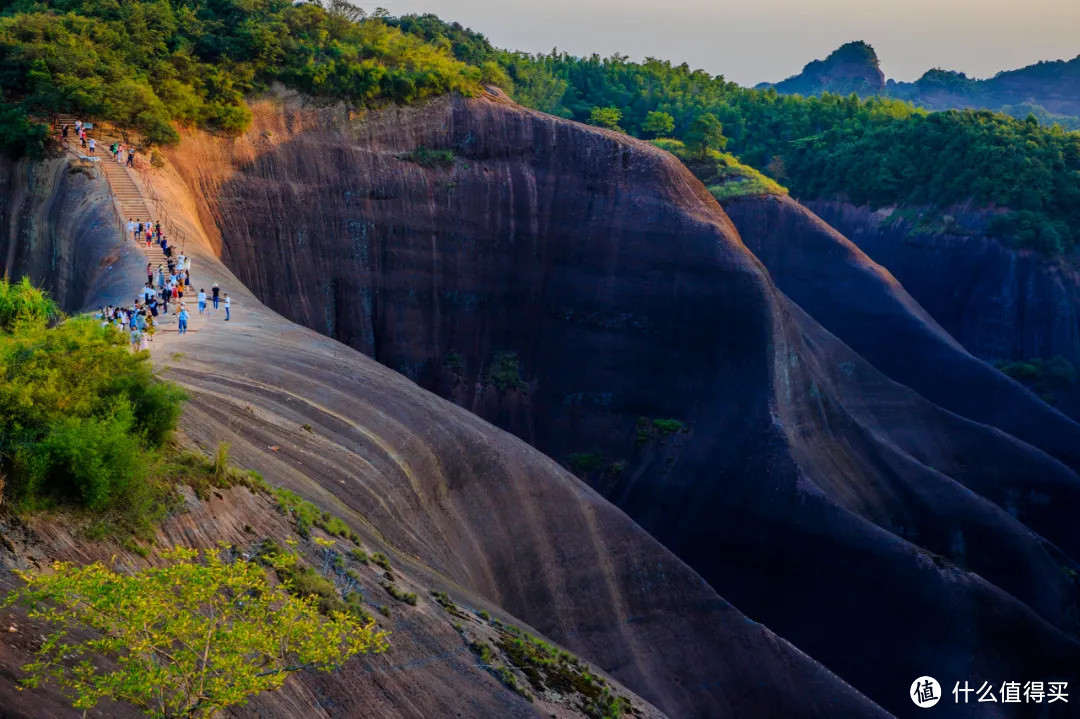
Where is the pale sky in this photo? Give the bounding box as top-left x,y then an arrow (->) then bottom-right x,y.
372,0 -> 1080,86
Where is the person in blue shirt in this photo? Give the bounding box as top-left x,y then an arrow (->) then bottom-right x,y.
178,306 -> 189,335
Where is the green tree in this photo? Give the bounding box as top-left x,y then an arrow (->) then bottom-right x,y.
641,110 -> 675,138
588,106 -> 623,131
3,546 -> 389,718
685,113 -> 728,157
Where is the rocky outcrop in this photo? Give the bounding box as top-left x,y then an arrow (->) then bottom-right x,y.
0,120 -> 889,718
803,199 -> 1080,417
165,91 -> 1080,717
0,154 -> 140,312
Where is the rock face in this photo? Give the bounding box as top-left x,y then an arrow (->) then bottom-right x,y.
760,41 -> 885,96
803,199 -> 1080,418
0,108 -> 889,718
0,154 -> 143,310
165,91 -> 1080,717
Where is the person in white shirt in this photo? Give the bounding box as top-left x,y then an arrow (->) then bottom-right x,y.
197,289 -> 207,315
223,294 -> 231,321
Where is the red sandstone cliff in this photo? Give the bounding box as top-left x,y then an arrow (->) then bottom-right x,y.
157,90 -> 1080,717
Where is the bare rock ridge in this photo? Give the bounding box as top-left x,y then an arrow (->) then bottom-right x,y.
163,91 -> 1080,717
0,108 -> 887,717
0,155 -> 144,309
803,198 -> 1080,420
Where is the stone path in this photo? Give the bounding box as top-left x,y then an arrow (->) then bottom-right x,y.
55,114 -> 207,333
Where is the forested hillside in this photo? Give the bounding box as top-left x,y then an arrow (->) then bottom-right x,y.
0,0 -> 499,151
391,15 -> 1080,255
1,4 -> 1079,254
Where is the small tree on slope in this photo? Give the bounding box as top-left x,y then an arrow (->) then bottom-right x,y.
3,547 -> 388,718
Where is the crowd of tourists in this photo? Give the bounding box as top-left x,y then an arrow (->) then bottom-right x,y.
62,117 -> 233,351
97,225 -> 230,351
60,119 -> 135,166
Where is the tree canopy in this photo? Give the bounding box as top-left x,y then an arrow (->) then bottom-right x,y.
3,546 -> 388,718
0,0 -> 490,152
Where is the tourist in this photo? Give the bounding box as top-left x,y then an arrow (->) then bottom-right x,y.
87,137 -> 95,155
146,262 -> 153,286
223,293 -> 231,321
211,282 -> 220,309
178,305 -> 189,335
197,288 -> 207,315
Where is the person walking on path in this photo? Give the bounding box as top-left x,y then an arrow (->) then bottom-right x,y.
146,263 -> 153,286
178,305 -> 189,335
197,289 -> 207,315
87,137 -> 95,155
211,282 -> 220,310
223,293 -> 231,321
126,147 -> 135,167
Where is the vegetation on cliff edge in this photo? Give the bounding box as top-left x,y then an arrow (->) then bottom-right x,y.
0,0 -> 491,152
390,14 -> 1080,255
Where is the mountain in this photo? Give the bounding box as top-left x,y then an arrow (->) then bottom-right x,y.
161,89 -> 1080,718
0,108 -> 887,718
762,42 -> 1080,127
758,41 -> 885,95
3,6 -> 1080,719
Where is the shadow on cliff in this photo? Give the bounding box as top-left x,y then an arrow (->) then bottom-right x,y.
167,92 -> 1080,718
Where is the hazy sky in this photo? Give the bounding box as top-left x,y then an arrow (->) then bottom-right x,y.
371,0 -> 1080,86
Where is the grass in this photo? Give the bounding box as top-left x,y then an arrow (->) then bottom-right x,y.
382,582 -> 418,605
350,548 -> 371,565
636,416 -> 687,445
273,488 -> 362,544
493,622 -> 630,717
401,147 -> 456,168
371,552 -> 392,571
651,138 -> 787,201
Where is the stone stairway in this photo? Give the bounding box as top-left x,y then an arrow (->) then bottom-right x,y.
55,114 -> 207,333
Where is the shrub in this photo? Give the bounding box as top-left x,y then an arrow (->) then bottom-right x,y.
382,582 -> 418,605
3,547 -> 387,718
0,283 -> 185,522
489,352 -> 526,392
566,451 -> 605,475
402,146 -> 456,168
371,552 -> 392,570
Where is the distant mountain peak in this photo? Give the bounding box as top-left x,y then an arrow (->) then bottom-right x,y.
761,41 -> 886,96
